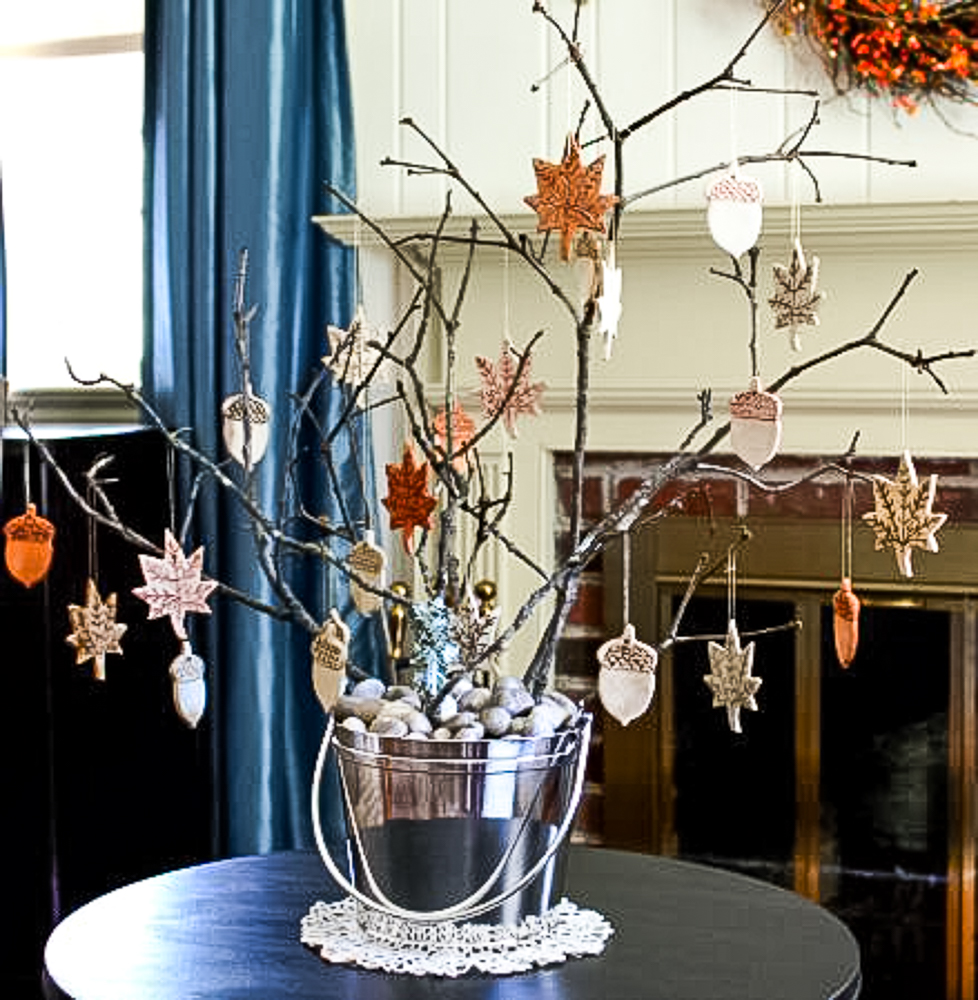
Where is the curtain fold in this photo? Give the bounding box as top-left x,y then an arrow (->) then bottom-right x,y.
144,0 -> 380,856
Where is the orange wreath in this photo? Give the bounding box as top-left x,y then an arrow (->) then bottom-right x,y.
772,0 -> 978,111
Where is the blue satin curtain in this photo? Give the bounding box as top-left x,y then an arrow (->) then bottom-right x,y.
143,0 -> 381,856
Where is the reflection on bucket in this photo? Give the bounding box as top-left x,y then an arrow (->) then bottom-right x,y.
313,715 -> 591,927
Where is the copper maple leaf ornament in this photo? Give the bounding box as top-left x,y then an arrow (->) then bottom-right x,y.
703,619 -> 762,734
382,443 -> 438,554
133,529 -> 218,639
433,400 -> 477,472
66,578 -> 127,681
862,451 -> 947,578
475,342 -> 545,438
769,240 -> 823,351
524,135 -> 618,261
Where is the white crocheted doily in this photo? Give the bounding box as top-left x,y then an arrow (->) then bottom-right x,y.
300,896 -> 614,977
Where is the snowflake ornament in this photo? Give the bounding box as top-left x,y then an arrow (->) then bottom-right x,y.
769,240 -> 823,351
409,597 -> 460,695
475,342 -> 545,438
524,134 -> 618,261
598,259 -> 623,360
323,305 -> 392,400
382,444 -> 438,554
862,450 -> 947,578
703,619 -> 762,734
452,587 -> 501,670
133,529 -> 218,640
66,578 -> 127,681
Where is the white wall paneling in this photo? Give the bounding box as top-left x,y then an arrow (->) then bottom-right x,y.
336,0 -> 978,674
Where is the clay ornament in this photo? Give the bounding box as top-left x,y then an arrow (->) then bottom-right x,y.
4,503 -> 56,588
729,377 -> 783,470
311,609 -> 351,713
66,578 -> 127,681
769,240 -> 823,352
221,391 -> 272,466
170,641 -> 207,728
347,531 -> 387,615
597,623 -> 658,726
706,165 -> 763,259
703,619 -> 762,734
832,578 -> 861,669
862,450 -> 947,578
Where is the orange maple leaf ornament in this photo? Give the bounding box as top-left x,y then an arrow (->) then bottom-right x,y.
382,444 -> 438,554
524,134 -> 618,261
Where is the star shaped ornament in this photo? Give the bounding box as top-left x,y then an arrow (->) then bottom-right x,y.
862,450 -> 947,578
133,530 -> 218,640
524,134 -> 618,261
66,578 -> 127,681
598,259 -> 623,360
382,443 -> 438,554
475,343 -> 545,438
769,240 -> 823,351
703,619 -> 762,734
409,596 -> 460,695
323,305 -> 392,400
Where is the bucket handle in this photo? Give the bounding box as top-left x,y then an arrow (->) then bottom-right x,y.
311,712 -> 591,924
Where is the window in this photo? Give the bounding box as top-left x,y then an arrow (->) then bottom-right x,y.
0,2 -> 143,395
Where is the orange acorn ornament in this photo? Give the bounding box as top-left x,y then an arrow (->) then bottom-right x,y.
4,503 -> 55,587
832,577 -> 860,669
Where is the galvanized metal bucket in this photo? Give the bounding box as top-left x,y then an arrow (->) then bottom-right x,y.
312,712 -> 591,926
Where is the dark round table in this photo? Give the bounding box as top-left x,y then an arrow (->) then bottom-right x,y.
44,848 -> 860,999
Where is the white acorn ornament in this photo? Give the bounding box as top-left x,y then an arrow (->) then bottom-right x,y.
597,623 -> 658,727
729,376 -> 783,470
221,390 -> 271,466
311,608 -> 350,713
706,165 -> 763,259
169,641 -> 207,728
347,530 -> 386,615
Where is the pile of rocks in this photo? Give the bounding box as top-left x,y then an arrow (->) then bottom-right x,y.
335,674 -> 581,741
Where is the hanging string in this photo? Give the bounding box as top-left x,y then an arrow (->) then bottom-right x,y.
841,476 -> 853,583
789,157 -> 802,250
86,477 -> 98,588
22,439 -> 30,508
729,86 -> 739,171
726,545 -> 737,624
621,529 -> 631,626
900,359 -> 910,454
165,441 -> 178,538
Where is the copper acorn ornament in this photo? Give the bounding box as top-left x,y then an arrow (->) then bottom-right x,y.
706,165 -> 763,259
833,578 -> 861,669
347,530 -> 386,615
382,443 -> 438,555
729,376 -> 783,470
221,391 -> 271,466
169,641 -> 207,728
4,503 -> 55,587
597,624 -> 658,726
311,608 -> 350,712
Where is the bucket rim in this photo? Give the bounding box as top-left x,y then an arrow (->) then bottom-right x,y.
332,713 -> 590,768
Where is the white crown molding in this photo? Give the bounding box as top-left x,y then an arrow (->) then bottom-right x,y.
315,201 -> 978,263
